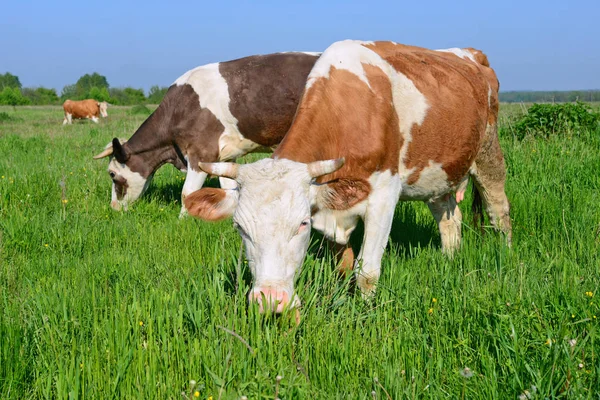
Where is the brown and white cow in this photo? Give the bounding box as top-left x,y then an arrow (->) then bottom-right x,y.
93,52 -> 319,215
185,40 -> 512,313
63,99 -> 108,124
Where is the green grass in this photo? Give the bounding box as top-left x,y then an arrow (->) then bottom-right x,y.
1,105 -> 599,399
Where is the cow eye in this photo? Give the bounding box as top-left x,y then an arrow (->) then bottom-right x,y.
297,219 -> 311,233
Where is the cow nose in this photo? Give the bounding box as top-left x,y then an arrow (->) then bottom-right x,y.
111,200 -> 122,211
250,288 -> 290,314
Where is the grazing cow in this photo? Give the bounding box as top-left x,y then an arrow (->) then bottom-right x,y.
185,40 -> 512,314
63,99 -> 108,124
93,52 -> 319,214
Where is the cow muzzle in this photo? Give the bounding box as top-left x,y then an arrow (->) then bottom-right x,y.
111,200 -> 123,211
249,287 -> 296,313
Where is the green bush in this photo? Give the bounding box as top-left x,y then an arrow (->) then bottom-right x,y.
129,104 -> 152,115
0,111 -> 13,122
0,87 -> 30,106
512,102 -> 600,139
22,87 -> 60,105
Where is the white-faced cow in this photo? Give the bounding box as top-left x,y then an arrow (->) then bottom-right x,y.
63,99 -> 108,124
93,52 -> 319,214
185,40 -> 512,314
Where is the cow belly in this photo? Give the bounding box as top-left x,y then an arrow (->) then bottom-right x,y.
398,161 -> 455,201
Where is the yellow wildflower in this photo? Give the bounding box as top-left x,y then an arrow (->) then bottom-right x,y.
193,391 -> 200,398
428,308 -> 433,314
62,199 -> 68,204
585,291 -> 594,298
572,314 -> 575,318
80,363 -> 83,368
44,244 -> 49,247
139,321 -> 143,326
432,298 -> 437,303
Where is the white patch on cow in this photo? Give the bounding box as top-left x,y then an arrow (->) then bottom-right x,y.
488,84 -> 492,108
310,199 -> 366,245
399,161 -> 450,200
280,51 -> 322,57
436,47 -> 478,63
174,63 -> 261,161
91,116 -> 99,123
108,159 -> 152,211
219,177 -> 238,190
180,157 -> 208,217
63,113 -> 72,125
306,40 -> 380,89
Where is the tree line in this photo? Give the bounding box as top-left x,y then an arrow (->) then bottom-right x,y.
0,72 -> 169,107
499,90 -> 600,103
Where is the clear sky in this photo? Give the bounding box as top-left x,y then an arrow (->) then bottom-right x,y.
1,0 -> 598,93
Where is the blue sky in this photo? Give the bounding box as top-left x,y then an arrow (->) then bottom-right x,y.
1,0 -> 598,93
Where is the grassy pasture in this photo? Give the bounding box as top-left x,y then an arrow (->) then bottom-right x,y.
0,104 -> 599,399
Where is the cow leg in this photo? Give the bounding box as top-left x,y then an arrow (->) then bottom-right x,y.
179,167 -> 208,218
427,195 -> 462,255
91,116 -> 99,123
470,123 -> 512,245
355,172 -> 401,297
63,113 -> 72,125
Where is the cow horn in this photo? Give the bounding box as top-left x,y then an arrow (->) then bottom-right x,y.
198,162 -> 239,179
93,146 -> 114,159
307,158 -> 345,178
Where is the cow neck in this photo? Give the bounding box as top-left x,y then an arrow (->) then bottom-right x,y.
125,106 -> 185,176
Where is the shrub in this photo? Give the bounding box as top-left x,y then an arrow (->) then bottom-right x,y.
147,85 -> 168,104
22,87 -> 60,105
0,111 -> 14,122
511,102 -> 600,139
0,87 -> 30,107
129,104 -> 152,115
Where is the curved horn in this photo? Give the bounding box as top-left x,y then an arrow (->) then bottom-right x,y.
307,158 -> 345,178
198,162 -> 239,180
93,146 -> 114,159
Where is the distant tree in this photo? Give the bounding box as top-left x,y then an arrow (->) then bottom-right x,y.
109,87 -> 146,105
22,87 -> 59,105
89,86 -> 111,102
61,84 -> 77,101
0,72 -> 22,90
0,87 -> 30,108
147,85 -> 168,104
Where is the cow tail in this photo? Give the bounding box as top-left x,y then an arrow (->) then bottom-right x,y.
471,183 -> 484,234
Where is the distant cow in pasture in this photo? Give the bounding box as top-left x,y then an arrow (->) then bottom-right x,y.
63,99 -> 108,124
93,52 -> 319,215
185,41 -> 512,314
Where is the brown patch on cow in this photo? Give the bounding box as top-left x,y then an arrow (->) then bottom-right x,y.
63,99 -> 101,119
122,84 -> 224,178
363,42 -> 499,187
465,47 -> 490,67
275,64 -> 402,209
113,175 -> 129,200
317,178 -> 371,210
184,188 -> 231,221
219,53 -> 318,147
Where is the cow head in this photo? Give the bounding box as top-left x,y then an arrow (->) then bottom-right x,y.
93,138 -> 153,210
98,101 -> 109,118
185,157 -> 345,314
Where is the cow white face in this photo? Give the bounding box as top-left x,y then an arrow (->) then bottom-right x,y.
99,101 -> 109,118
185,158 -> 344,313
93,138 -> 152,211
107,158 -> 152,211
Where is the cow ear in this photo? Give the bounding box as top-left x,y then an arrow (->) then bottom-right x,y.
312,178 -> 371,210
184,188 -> 239,221
112,138 -> 130,163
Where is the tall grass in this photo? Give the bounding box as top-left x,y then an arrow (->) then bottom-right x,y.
1,105 -> 599,398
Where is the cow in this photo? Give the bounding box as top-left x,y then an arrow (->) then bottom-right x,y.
184,40 -> 512,315
63,99 -> 108,124
93,52 -> 319,215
